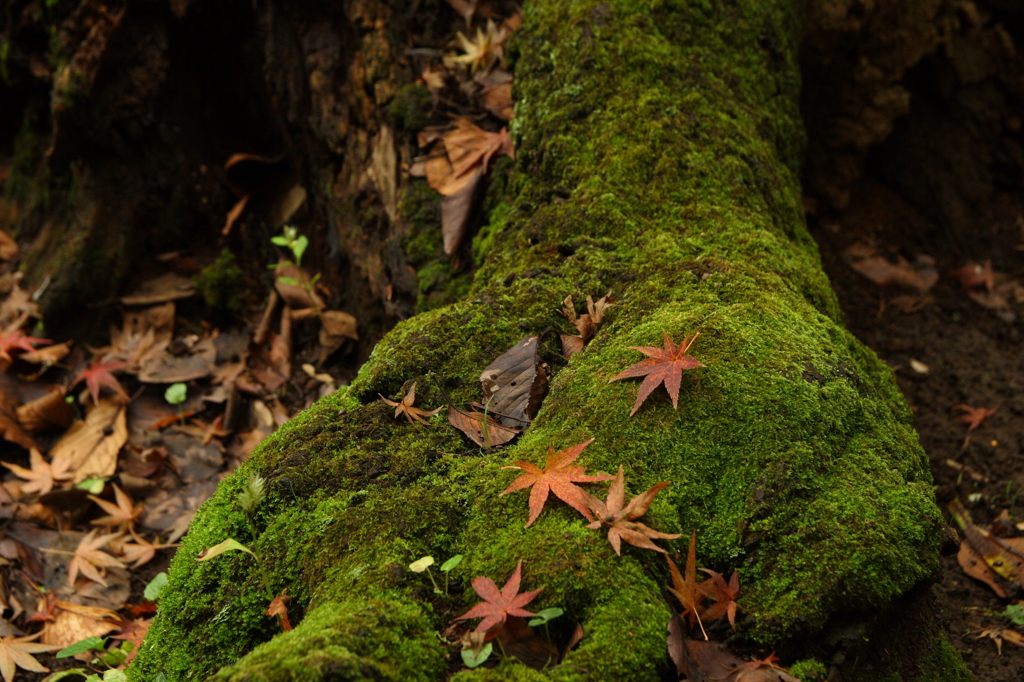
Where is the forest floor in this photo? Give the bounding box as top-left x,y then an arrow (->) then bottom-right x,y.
812,178 -> 1024,682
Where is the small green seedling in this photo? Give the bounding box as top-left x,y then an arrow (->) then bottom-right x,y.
144,572 -> 169,601
165,382 -> 187,425
440,554 -> 463,593
51,636 -> 133,682
528,607 -> 563,669
461,642 -> 493,669
1002,603 -> 1024,627
75,477 -> 105,495
270,225 -> 322,316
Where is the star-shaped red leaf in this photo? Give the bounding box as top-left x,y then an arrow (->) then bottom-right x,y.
500,439 -> 614,527
455,560 -> 543,633
612,332 -> 704,416
0,330 -> 51,359
585,465 -> 680,554
71,357 -> 130,404
955,404 -> 997,432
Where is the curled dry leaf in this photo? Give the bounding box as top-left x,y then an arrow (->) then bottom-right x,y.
559,293 -> 614,359
379,382 -> 442,425
39,599 -> 120,649
266,591 -> 293,631
137,336 -> 216,383
612,332 -> 704,416
667,534 -> 707,634
19,341 -> 71,366
222,194 -> 249,236
451,20 -> 508,75
319,310 -> 359,364
499,439 -> 613,527
447,406 -> 519,448
479,336 -> 548,429
441,166 -> 485,258
0,230 -> 19,261
480,82 -> 513,121
106,302 -> 175,368
49,398 -> 128,483
584,465 -> 680,555
455,561 -> 542,633
16,386 -> 75,434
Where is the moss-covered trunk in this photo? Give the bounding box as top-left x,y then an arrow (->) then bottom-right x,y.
119,0 -> 967,680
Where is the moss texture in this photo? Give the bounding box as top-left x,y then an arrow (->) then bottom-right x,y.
132,0 -> 958,680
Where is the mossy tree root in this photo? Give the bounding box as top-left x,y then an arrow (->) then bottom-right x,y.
131,0 -> 964,680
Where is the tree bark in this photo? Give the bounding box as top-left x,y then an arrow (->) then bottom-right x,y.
3,0 -> 972,680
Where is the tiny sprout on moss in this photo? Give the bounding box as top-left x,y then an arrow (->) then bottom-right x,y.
461,642 -> 493,669
410,555 -> 443,593
165,382 -> 187,425
239,474 -> 267,516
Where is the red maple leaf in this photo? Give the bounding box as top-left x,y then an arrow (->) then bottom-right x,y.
0,330 -> 51,358
949,260 -> 997,292
955,404 -> 997,431
500,439 -> 614,527
667,533 -> 708,635
712,652 -> 799,682
455,560 -> 542,633
612,332 -> 704,416
699,567 -> 743,630
71,357 -> 130,404
584,465 -> 680,554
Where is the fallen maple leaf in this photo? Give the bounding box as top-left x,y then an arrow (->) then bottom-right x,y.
65,529 -> 125,588
455,560 -> 543,633
88,483 -> 142,532
713,652 -> 799,682
0,633 -> 58,682
500,439 -> 613,527
111,617 -> 151,665
584,465 -> 680,555
0,330 -> 51,364
71,357 -> 130,404
379,382 -> 442,424
612,332 -> 704,416
950,260 -> 997,291
955,404 -> 997,431
1,447 -> 70,496
699,567 -> 743,630
116,530 -> 179,568
975,625 -> 1024,656
667,534 -> 707,636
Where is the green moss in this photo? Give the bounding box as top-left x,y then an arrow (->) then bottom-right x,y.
195,249 -> 244,313
133,0 -> 959,679
389,83 -> 432,132
789,659 -> 827,681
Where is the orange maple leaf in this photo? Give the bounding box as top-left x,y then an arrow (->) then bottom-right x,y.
712,652 -> 798,682
584,465 -> 680,555
455,560 -> 542,633
667,533 -> 708,636
379,382 -> 443,425
0,633 -> 59,682
71,357 -> 130,404
955,404 -> 997,431
1,448 -> 71,496
65,529 -> 125,587
612,332 -> 704,416
88,483 -> 142,533
500,439 -> 614,527
699,567 -> 743,630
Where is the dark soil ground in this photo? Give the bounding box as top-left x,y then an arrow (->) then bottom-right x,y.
812,178 -> 1024,682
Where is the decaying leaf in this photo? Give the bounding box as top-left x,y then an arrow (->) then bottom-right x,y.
480,82 -> 513,121
111,617 -> 151,665
64,530 -> 125,588
955,404 -> 997,431
451,20 -> 508,75
222,195 -> 250,236
249,330 -> 291,392
0,374 -> 38,452
426,119 -> 514,196
666,630 -> 746,680
612,332 -> 704,416
441,166 -> 485,258
447,405 -> 520,447
584,465 -> 680,555
949,498 -> 1024,593
39,599 -> 119,649
455,561 -> 542,633
136,337 -> 216,384
106,302 -> 174,368
699,567 -> 743,630
16,386 -> 75,434
559,293 -> 614,358
0,231 -> 19,262
950,260 -> 997,291
976,626 -> 1024,656
0,633 -> 58,682
958,541 -> 1007,598
500,439 -> 613,527
266,591 -> 293,631
120,272 -> 196,306
273,262 -> 325,310
1,448 -> 70,497
843,242 -> 938,293
380,382 -> 442,425
479,336 -> 548,429
116,531 -> 179,568
715,652 -> 800,682
318,310 -> 359,363
49,398 -> 128,483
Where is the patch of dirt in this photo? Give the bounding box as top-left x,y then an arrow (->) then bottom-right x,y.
812,178 -> 1024,680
